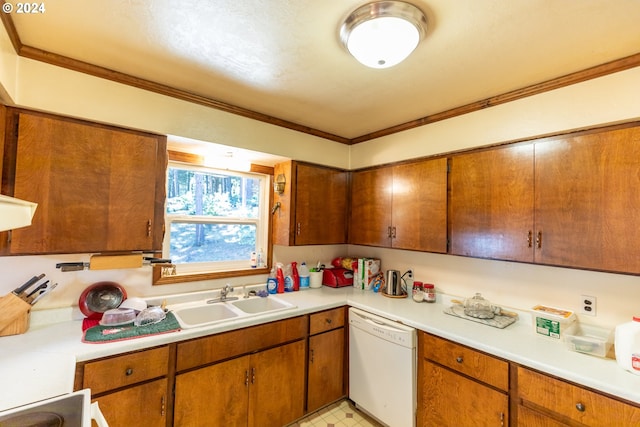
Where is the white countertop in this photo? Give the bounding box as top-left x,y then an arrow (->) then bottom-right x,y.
1,286 -> 639,411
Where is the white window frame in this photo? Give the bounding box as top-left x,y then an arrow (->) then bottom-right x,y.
163,161 -> 270,274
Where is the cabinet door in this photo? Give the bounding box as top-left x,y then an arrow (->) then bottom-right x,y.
518,405 -> 571,427
93,378 -> 168,427
174,355 -> 250,427
518,366 -> 640,427
535,126 -> 640,273
418,360 -> 508,427
392,158 -> 448,252
295,163 -> 348,245
248,340 -> 305,427
308,328 -> 345,413
450,144 -> 534,261
350,167 -> 392,246
6,112 -> 165,254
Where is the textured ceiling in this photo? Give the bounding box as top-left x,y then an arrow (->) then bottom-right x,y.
7,0 -> 640,140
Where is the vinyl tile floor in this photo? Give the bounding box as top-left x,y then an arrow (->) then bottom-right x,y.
287,400 -> 384,427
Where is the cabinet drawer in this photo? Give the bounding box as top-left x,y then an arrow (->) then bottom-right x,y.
83,346 -> 169,395
518,367 -> 640,426
309,307 -> 345,335
421,333 -> 509,391
177,315 -> 308,371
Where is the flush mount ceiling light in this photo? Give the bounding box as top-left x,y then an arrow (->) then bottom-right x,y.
340,1 -> 427,69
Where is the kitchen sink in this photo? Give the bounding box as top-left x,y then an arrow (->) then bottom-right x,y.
171,303 -> 240,328
169,295 -> 296,329
230,296 -> 293,314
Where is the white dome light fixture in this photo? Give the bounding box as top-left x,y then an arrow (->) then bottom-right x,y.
340,1 -> 427,69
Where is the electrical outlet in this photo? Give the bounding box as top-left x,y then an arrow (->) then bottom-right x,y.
580,295 -> 597,316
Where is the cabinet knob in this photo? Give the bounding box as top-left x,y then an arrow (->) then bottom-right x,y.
456,356 -> 463,364
575,402 -> 586,412
125,368 -> 133,376
325,318 -> 332,324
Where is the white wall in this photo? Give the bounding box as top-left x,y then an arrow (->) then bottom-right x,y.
350,66 -> 640,168
1,21 -> 639,329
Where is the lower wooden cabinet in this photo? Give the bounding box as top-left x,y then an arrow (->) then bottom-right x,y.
174,340 -> 305,427
76,345 -> 170,427
308,328 -> 345,412
307,307 -> 346,412
516,366 -> 640,427
419,360 -> 509,427
417,332 -> 509,427
517,404 -> 571,427
92,378 -> 168,427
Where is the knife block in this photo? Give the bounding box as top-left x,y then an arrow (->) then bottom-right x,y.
0,293 -> 31,336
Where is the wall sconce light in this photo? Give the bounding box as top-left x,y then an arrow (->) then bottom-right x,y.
274,174 -> 286,195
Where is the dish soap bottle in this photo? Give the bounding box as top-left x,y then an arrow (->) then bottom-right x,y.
284,264 -> 294,292
266,268 -> 278,294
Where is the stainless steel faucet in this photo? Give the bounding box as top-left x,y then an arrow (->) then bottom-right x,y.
220,284 -> 234,301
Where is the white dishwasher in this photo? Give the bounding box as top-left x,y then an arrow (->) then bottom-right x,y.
349,307 -> 416,427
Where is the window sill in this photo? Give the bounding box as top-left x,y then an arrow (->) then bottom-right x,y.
152,265 -> 270,285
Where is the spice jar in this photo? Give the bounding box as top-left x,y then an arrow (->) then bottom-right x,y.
423,283 -> 436,303
412,281 -> 424,302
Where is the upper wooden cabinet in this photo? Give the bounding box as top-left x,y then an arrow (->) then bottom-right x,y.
350,157 -> 448,253
450,123 -> 640,275
1,109 -> 167,255
273,161 -> 348,245
449,144 -> 535,261
535,126 -> 640,273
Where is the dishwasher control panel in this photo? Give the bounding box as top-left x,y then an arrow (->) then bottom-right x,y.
349,307 -> 416,348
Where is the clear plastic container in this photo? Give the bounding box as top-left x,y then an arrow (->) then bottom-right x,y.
100,307 -> 136,326
564,323 -> 613,358
615,316 -> 640,375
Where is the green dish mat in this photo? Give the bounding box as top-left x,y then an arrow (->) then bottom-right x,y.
82,312 -> 181,343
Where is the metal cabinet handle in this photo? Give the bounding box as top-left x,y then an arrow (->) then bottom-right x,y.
456,356 -> 463,364
576,402 -> 585,412
245,370 -> 249,386
536,231 -> 542,249
527,230 -> 532,248
125,368 -> 133,376
251,367 -> 256,384
147,220 -> 152,237
310,349 -> 315,363
296,222 -> 301,235
161,395 -> 166,416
